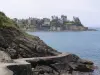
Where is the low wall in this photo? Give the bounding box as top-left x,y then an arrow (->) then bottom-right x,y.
0,53 -> 94,75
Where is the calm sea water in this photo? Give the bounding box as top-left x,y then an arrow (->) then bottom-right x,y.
27,29 -> 100,75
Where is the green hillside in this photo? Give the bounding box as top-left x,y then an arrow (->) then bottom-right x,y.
0,11 -> 16,28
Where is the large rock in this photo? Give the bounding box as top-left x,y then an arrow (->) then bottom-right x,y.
0,53 -> 94,75
13,53 -> 94,75
0,11 -> 95,75
0,27 -> 60,59
0,49 -> 12,63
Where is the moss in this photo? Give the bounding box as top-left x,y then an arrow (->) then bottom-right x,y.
86,64 -> 94,69
0,11 -> 36,40
23,31 -> 36,40
65,22 -> 74,25
0,11 -> 17,28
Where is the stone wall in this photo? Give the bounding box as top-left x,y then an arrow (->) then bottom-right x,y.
0,53 -> 94,75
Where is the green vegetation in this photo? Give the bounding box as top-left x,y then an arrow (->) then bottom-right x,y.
50,16 -> 83,27
73,16 -> 83,26
0,11 -> 17,28
0,11 -> 33,38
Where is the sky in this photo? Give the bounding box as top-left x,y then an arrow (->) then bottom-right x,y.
0,0 -> 100,27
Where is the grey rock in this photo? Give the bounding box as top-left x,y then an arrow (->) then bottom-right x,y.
0,27 -> 60,59
0,27 -> 94,75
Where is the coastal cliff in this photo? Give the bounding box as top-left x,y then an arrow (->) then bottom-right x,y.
0,12 -> 94,75
0,27 -> 60,59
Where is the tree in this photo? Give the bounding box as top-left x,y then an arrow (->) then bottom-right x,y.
73,16 -> 83,26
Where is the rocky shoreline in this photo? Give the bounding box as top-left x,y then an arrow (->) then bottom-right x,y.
25,26 -> 97,32
0,52 -> 94,75
0,26 -> 95,75
0,11 -> 95,75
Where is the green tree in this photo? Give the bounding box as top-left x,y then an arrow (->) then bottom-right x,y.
73,16 -> 83,26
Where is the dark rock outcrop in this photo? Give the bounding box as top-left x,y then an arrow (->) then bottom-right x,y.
0,27 -> 94,75
0,27 -> 60,59
0,12 -> 94,75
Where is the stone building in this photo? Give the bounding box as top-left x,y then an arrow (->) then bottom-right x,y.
51,16 -> 58,20
42,18 -> 50,26
61,15 -> 67,23
40,18 -> 51,31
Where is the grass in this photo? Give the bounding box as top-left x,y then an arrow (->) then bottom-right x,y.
0,11 -> 35,39
0,11 -> 17,28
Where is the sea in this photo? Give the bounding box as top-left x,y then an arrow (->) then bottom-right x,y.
27,29 -> 100,75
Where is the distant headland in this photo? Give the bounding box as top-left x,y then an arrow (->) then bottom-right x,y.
13,15 -> 96,31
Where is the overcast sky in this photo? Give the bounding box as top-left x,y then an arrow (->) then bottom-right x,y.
0,0 -> 100,27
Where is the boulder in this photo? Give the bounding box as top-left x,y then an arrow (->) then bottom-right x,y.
0,48 -> 12,63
